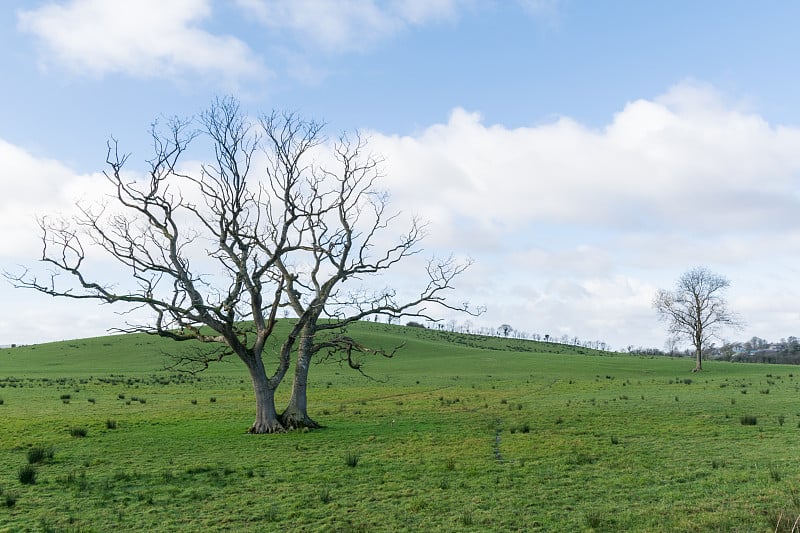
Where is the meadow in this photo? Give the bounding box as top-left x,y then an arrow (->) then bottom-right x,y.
1,322 -> 800,532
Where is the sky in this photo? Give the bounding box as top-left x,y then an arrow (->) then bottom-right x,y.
2,0 -> 800,351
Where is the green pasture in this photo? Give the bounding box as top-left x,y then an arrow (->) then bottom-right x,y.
1,322 -> 800,531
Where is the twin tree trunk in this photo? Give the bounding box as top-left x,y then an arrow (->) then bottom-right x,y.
243,353 -> 284,434
240,328 -> 318,433
280,327 -> 318,429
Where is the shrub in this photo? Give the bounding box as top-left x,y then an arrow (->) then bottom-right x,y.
70,427 -> 88,438
740,415 -> 758,426
18,465 -> 37,485
27,446 -> 54,464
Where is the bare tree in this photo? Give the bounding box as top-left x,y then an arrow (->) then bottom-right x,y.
6,99 -> 480,433
270,124 -> 480,428
653,267 -> 743,372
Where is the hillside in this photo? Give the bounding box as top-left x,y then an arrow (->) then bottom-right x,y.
2,322 -> 800,531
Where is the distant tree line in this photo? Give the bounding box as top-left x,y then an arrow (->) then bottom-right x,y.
628,336 -> 800,365
394,318 -> 610,351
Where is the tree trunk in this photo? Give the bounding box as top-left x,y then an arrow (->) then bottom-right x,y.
245,355 -> 284,434
281,327 -> 319,429
693,346 -> 703,372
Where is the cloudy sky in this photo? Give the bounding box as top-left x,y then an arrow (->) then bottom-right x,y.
2,0 -> 800,351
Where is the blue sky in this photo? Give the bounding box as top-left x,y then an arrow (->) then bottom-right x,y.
2,0 -> 800,350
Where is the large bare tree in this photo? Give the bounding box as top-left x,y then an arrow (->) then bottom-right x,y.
7,98 -> 477,432
653,266 -> 743,372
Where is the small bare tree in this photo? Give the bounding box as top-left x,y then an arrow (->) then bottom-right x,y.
653,266 -> 743,372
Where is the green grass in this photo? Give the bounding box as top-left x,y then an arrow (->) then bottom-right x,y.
1,321 -> 800,531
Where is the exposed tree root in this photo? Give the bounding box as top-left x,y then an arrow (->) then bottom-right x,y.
280,411 -> 321,430
248,421 -> 286,434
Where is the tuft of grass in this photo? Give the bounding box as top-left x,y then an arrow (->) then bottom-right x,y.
740,415 -> 758,426
4,492 -> 18,508
567,450 -> 597,466
27,446 -> 54,464
105,419 -> 117,430
586,509 -> 605,529
711,458 -> 727,469
318,487 -> 332,504
459,509 -> 474,526
263,504 -> 278,522
344,452 -> 360,468
769,463 -> 783,482
69,427 -> 88,438
18,465 -> 37,485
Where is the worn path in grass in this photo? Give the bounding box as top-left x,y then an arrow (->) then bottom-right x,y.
1,322 -> 799,531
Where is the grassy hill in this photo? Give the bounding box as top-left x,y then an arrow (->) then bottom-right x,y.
1,322 -> 799,531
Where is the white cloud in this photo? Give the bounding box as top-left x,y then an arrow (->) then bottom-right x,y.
365,82 -> 800,348
18,0 -> 264,81
234,0 -> 465,53
0,140 -> 104,260
370,82 -> 800,237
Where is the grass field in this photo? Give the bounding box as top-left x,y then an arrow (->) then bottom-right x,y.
1,322 -> 800,531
